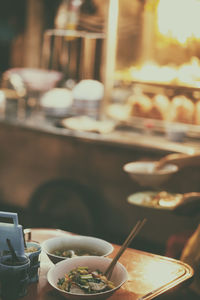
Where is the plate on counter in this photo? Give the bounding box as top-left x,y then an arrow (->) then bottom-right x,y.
127,191 -> 183,210
61,116 -> 116,134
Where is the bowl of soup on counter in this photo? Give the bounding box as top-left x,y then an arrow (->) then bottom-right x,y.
42,235 -> 113,264
47,256 -> 128,300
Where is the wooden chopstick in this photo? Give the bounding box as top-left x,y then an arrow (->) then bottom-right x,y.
104,218 -> 147,279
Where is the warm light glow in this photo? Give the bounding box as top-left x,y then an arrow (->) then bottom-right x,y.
116,0 -> 200,86
142,260 -> 185,288
116,57 -> 200,87
157,0 -> 200,44
130,62 -> 177,83
127,258 -> 186,295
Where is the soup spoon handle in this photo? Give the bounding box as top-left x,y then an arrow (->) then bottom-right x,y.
183,192 -> 200,200
104,218 -> 147,279
155,153 -> 200,170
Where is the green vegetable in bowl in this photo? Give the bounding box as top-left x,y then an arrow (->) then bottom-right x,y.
57,266 -> 115,294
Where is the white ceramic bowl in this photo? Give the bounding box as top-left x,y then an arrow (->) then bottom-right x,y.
4,68 -> 63,92
47,256 -> 128,300
123,161 -> 178,187
42,235 -> 113,264
40,88 -> 73,117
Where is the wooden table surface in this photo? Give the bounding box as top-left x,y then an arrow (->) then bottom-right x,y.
19,228 -> 193,300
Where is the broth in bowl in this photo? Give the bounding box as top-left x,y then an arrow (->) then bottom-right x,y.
52,248 -> 102,258
42,235 -> 113,264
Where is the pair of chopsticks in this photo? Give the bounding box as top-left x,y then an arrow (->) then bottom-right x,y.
104,218 -> 147,279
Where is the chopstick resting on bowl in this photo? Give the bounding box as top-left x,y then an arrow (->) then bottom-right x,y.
104,218 -> 147,279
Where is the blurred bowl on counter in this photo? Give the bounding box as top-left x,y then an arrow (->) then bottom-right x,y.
42,235 -> 113,264
40,88 -> 73,117
72,80 -> 104,118
123,161 -> 178,187
3,68 -> 63,93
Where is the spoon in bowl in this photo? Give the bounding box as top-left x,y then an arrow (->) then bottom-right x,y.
6,238 -> 20,264
124,152 -> 200,188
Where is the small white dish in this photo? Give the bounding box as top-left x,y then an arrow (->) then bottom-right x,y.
127,191 -> 183,210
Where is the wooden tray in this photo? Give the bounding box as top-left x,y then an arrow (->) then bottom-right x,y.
20,228 -> 194,300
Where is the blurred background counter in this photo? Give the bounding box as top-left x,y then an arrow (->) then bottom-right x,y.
1,0 -> 200,262
0,114 -> 199,256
